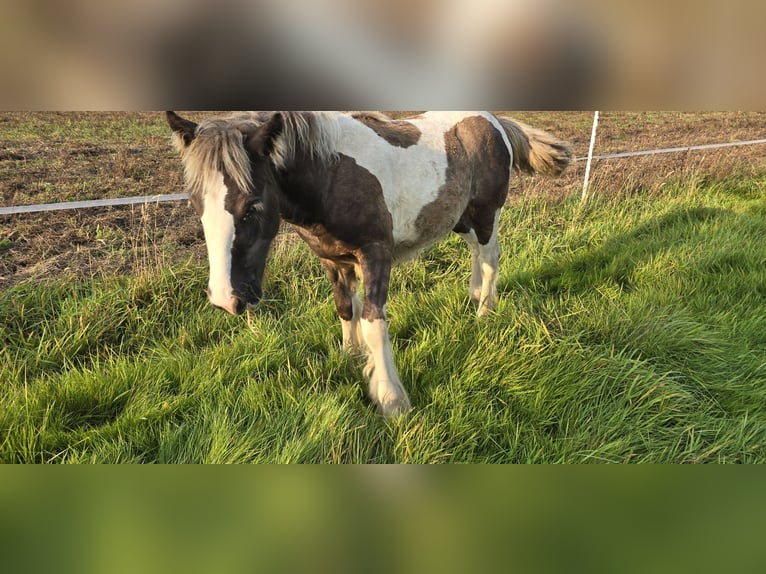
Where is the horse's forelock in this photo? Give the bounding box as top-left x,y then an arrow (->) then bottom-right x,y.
182,120 -> 255,201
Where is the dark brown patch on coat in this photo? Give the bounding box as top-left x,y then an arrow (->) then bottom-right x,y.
280,154 -> 392,254
351,112 -> 422,149
279,153 -> 393,321
446,116 -> 511,245
319,259 -> 358,321
396,115 -> 511,256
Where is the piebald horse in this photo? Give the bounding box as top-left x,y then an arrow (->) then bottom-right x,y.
167,111 -> 571,416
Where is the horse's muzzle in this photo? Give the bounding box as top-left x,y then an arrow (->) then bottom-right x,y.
236,283 -> 262,306
207,288 -> 249,316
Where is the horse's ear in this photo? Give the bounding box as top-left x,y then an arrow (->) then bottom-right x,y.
247,113 -> 284,159
166,111 -> 198,148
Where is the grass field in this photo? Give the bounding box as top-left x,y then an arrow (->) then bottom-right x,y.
2,155 -> 765,462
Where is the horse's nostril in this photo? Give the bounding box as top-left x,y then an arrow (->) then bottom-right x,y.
233,284 -> 261,306
233,296 -> 246,315
206,287 -> 212,299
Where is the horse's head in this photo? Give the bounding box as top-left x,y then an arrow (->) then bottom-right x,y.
166,111 -> 284,315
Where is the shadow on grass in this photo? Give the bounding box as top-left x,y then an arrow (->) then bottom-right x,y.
504,206 -> 729,295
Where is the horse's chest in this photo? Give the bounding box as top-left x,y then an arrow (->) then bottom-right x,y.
293,224 -> 359,263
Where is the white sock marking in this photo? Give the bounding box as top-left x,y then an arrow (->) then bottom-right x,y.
361,318 -> 411,416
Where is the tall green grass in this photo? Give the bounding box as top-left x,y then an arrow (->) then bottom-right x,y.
2,175 -> 765,462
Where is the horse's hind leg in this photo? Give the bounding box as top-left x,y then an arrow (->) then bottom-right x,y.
322,260 -> 363,351
477,211 -> 501,316
459,229 -> 483,307
460,209 -> 501,316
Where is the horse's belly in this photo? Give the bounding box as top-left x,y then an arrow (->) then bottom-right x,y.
390,203 -> 465,263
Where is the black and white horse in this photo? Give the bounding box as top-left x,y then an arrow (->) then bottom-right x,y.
167,111 -> 571,416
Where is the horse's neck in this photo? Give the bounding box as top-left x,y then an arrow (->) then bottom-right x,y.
273,153 -> 329,227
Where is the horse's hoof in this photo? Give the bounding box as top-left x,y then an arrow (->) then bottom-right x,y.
378,393 -> 412,418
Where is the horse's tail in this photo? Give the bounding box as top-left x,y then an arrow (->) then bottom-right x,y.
496,116 -> 572,176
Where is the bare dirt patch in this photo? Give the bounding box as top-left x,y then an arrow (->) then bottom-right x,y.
1,111 -> 764,290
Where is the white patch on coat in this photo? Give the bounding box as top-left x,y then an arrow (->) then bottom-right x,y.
481,113 -> 514,161
459,228 -> 483,303
361,318 -> 411,416
476,210 -> 501,316
335,111 -> 507,254
340,293 -> 363,350
200,172 -> 238,314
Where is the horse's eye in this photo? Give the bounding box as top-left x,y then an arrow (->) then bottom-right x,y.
241,201 -> 261,221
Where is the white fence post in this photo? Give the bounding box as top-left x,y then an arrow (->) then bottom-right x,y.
581,110 -> 600,203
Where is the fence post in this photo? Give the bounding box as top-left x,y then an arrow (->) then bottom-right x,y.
581,110 -> 599,203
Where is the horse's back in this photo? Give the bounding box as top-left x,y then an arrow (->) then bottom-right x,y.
331,111 -> 511,261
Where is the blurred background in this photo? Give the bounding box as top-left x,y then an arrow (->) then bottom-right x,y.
2,467 -> 766,573
1,0 -> 763,109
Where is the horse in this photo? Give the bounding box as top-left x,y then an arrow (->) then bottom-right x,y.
166,111 -> 572,416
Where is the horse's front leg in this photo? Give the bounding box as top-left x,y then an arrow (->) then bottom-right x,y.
322,259 -> 363,352
359,247 -> 411,417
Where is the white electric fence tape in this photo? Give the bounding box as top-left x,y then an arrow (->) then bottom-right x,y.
2,138 -> 765,216
575,138 -> 766,162
0,193 -> 189,216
